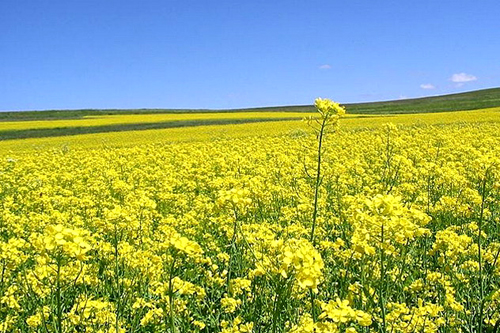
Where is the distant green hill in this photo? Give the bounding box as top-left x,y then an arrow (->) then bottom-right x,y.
1,87 -> 500,121
233,87 -> 500,114
345,87 -> 500,114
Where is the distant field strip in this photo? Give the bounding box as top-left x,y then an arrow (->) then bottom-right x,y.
0,112 -> 322,140
2,107 -> 500,154
0,117 -> 303,140
342,106 -> 500,127
0,112 -> 318,131
0,112 -> 390,140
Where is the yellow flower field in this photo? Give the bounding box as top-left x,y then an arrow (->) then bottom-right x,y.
1,105 -> 500,332
0,112 -> 320,132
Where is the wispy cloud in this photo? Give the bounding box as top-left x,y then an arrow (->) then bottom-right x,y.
420,83 -> 436,90
319,64 -> 331,70
450,72 -> 477,83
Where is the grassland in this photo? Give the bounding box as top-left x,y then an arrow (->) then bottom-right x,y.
1,87 -> 499,121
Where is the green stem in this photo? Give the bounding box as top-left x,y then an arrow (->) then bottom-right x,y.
379,224 -> 386,333
114,226 -> 121,333
271,279 -> 285,333
310,117 -> 327,246
168,254 -> 178,333
226,212 -> 238,294
478,170 -> 489,333
309,289 -> 318,322
56,260 -> 62,333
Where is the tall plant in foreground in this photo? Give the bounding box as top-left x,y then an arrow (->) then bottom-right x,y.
307,98 -> 345,246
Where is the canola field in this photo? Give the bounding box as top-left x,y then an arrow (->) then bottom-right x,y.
0,112 -> 322,132
1,103 -> 500,332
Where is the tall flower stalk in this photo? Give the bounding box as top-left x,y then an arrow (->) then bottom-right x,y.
308,98 -> 345,246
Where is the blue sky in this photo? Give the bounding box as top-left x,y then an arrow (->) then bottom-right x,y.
1,0 -> 499,111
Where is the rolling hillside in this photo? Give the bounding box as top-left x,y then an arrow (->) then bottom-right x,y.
1,87 -> 500,121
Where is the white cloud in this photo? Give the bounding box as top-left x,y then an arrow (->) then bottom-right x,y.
450,72 -> 477,83
420,83 -> 436,90
319,64 -> 331,70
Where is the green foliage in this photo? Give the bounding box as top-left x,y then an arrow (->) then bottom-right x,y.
1,87 -> 500,121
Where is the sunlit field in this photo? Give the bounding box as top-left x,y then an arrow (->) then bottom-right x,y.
1,107 -> 499,154
1,105 -> 500,332
0,112 -> 328,141
0,112 -> 322,131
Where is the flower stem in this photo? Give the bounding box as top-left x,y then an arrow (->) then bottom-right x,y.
310,117 -> 327,246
